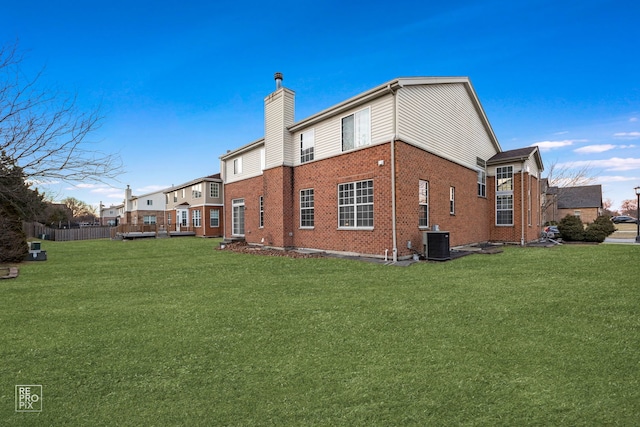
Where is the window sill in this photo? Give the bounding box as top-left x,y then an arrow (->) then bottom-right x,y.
337,227 -> 374,231
299,226 -> 314,230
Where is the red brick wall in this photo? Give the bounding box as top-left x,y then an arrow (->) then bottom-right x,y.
394,142 -> 492,254
224,141 -> 542,256
488,171 -> 542,244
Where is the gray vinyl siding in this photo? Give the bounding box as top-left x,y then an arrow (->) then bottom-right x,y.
397,83 -> 498,170
290,94 -> 394,166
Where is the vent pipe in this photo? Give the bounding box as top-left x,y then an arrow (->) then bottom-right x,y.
274,72 -> 283,89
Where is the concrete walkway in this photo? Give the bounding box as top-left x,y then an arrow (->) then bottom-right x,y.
604,238 -> 638,244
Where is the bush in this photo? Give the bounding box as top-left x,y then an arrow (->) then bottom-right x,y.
584,216 -> 616,243
592,215 -> 616,236
558,215 -> 585,241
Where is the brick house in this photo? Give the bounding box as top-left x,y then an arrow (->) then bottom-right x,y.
220,75 -> 544,260
542,182 -> 603,224
164,174 -> 224,237
117,185 -> 167,227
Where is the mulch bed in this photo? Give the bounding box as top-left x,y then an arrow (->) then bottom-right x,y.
218,241 -> 324,259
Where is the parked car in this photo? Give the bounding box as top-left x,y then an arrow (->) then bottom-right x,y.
544,225 -> 560,238
611,215 -> 638,224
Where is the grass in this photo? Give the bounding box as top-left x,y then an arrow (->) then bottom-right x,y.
1,238 -> 639,425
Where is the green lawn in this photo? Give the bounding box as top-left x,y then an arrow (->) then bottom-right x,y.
2,238 -> 639,426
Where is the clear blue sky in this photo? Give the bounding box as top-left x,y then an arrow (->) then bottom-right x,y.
3,0 -> 639,211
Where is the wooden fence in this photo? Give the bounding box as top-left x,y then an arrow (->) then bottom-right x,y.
23,222 -> 113,242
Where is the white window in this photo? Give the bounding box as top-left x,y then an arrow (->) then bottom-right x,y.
167,212 -> 171,225
342,108 -> 370,151
174,191 -> 178,202
210,209 -> 219,227
496,166 -> 514,225
143,215 -> 156,225
338,180 -> 374,228
232,198 -> 245,235
300,189 -> 314,228
477,158 -> 487,198
300,129 -> 315,163
193,210 -> 201,227
419,180 -> 429,227
234,157 -> 243,174
259,196 -> 264,228
450,187 -> 455,215
210,182 -> 219,198
147,199 -> 153,206
192,184 -> 202,198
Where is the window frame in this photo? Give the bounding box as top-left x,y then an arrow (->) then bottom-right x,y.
419,180 -> 429,228
338,179 -> 374,229
259,196 -> 264,228
341,107 -> 371,152
496,165 -> 514,226
210,182 -> 219,198
300,129 -> 315,163
449,186 -> 455,215
300,188 -> 315,228
233,157 -> 243,174
192,209 -> 201,228
210,209 -> 219,227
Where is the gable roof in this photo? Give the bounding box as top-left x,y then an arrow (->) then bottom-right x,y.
163,174 -> 223,193
556,185 -> 603,209
487,146 -> 544,171
221,76 -> 502,161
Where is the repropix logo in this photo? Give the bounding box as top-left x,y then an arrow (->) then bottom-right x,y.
15,385 -> 42,412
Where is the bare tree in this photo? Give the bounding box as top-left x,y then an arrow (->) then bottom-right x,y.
0,42 -> 122,183
544,160 -> 595,188
620,199 -> 637,217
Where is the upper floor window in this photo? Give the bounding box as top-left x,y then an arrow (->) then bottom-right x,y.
300,129 -> 315,163
496,166 -> 513,192
192,184 -> 202,198
496,166 -> 514,226
477,157 -> 486,198
342,108 -> 370,151
233,157 -> 243,174
210,182 -> 220,198
146,199 -> 153,206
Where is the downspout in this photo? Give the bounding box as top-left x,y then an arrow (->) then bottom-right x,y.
388,84 -> 398,262
520,163 -> 525,246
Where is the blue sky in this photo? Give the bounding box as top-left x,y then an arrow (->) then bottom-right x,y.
3,0 -> 639,211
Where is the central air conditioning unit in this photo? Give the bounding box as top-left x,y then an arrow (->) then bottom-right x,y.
422,231 -> 451,261
28,241 -> 42,255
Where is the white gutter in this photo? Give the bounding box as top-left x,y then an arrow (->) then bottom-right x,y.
388,84 -> 398,263
521,163 -> 525,246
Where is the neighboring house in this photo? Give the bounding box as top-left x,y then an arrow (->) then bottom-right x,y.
119,185 -> 167,227
98,203 -> 122,226
220,74 -> 544,260
164,174 -> 224,237
543,182 -> 603,224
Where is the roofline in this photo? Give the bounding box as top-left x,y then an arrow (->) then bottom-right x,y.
219,137 -> 264,160
163,175 -> 223,193
487,146 -> 544,171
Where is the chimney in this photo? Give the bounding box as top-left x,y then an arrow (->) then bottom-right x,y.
274,72 -> 283,89
264,73 -> 294,169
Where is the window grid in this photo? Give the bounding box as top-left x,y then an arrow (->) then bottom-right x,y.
210,183 -> 219,198
192,210 -> 201,227
300,129 -> 315,163
210,209 -> 219,227
449,187 -> 455,215
300,189 -> 314,227
419,180 -> 429,227
496,166 -> 514,225
259,196 -> 264,228
338,180 -> 373,228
